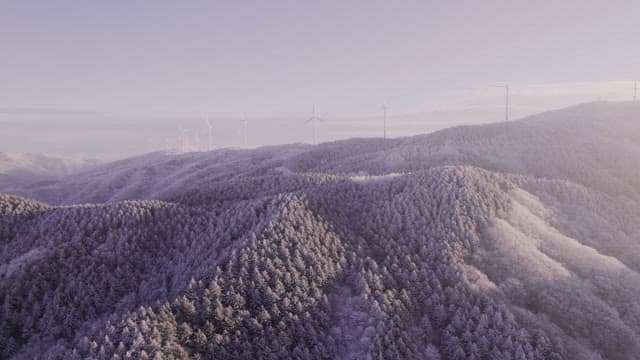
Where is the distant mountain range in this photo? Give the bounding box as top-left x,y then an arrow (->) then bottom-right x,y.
0,152 -> 100,190
2,102 -> 640,359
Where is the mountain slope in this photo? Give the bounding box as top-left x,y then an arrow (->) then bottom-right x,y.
2,102 -> 640,359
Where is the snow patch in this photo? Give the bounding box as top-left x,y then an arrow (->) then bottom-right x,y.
349,172 -> 406,182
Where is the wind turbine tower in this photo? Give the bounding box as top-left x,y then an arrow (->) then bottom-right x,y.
178,126 -> 186,152
241,118 -> 248,148
382,103 -> 388,139
184,129 -> 190,152
205,119 -> 213,151
493,84 -> 510,121
634,81 -> 637,101
306,105 -> 324,145
194,133 -> 200,151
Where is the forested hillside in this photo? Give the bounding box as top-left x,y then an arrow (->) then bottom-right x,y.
2,102 -> 640,359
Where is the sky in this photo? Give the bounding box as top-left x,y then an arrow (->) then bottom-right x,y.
1,1 -> 639,158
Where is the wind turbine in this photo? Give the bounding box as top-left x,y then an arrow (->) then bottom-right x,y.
234,116 -> 249,148
634,81 -> 637,101
306,105 -> 324,145
205,118 -> 213,151
178,126 -> 184,152
382,103 -> 388,139
178,126 -> 189,152
492,84 -> 510,121
241,117 -> 248,148
184,128 -> 190,152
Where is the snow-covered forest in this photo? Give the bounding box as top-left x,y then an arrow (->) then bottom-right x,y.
2,102 -> 640,359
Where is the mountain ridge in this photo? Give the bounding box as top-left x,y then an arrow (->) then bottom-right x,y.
2,102 -> 640,359
4,101 -> 640,205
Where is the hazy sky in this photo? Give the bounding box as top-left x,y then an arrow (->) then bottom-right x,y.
1,1 -> 639,158
2,0 -> 639,116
